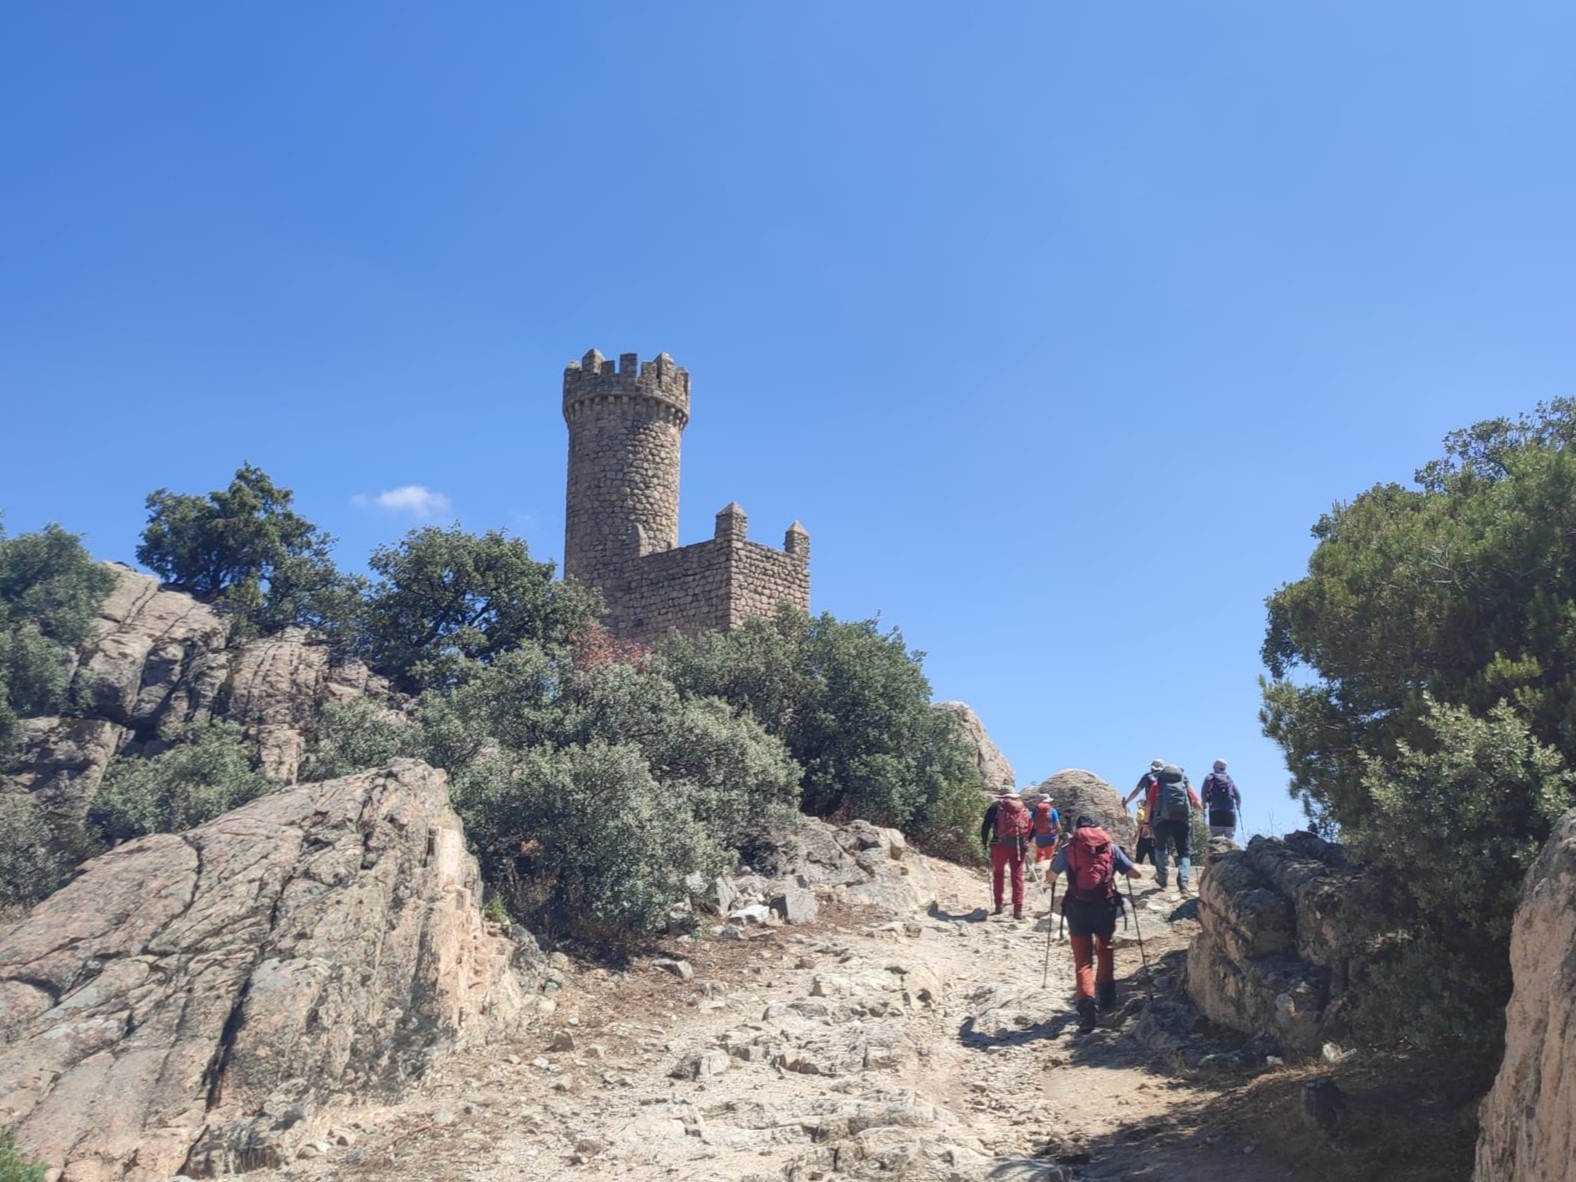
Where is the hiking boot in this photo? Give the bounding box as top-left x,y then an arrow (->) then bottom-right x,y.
1077,998 -> 1099,1033
1012,909 -> 1024,921
1097,981 -> 1117,1012
1179,880 -> 1192,895
993,905 -> 1004,916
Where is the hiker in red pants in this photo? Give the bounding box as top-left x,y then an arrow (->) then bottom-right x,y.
979,784 -> 1032,918
1046,813 -> 1143,1031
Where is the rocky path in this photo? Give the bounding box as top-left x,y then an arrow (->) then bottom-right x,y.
243,853 -> 1310,1182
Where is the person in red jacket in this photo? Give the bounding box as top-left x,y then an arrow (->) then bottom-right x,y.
979,784 -> 1032,919
1046,813 -> 1143,1031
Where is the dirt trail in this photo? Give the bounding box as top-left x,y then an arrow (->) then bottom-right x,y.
245,853 -> 1471,1182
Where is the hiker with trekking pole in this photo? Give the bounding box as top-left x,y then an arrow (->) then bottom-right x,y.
1044,813 -> 1143,1032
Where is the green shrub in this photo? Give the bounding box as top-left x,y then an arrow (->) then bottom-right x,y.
452,741 -> 726,946
0,795 -> 79,908
0,520 -> 116,750
89,721 -> 272,842
0,1128 -> 47,1182
301,698 -> 416,782
1345,698 -> 1573,1045
662,606 -> 983,856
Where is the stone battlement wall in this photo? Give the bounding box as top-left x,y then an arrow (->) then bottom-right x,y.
563,349 -> 690,424
604,510 -> 810,644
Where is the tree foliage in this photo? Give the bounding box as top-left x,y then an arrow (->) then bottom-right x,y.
136,464 -> 357,637
1343,699 -> 1574,1045
0,519 -> 116,750
1262,399 -> 1576,1042
359,526 -> 600,691
661,606 -> 982,858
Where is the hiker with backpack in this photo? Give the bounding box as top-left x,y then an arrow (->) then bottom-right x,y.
1122,759 -> 1166,811
1201,759 -> 1242,840
1045,813 -> 1143,1031
1030,794 -> 1062,882
980,784 -> 1033,919
1136,763 -> 1202,894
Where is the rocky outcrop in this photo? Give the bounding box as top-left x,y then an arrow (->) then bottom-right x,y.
0,760 -> 533,1181
933,702 -> 1015,792
1474,807 -> 1576,1182
6,716 -> 131,819
227,629 -> 395,782
788,818 -> 939,915
4,566 -> 399,823
1185,831 -> 1355,1058
71,565 -> 232,736
1031,769 -> 1135,848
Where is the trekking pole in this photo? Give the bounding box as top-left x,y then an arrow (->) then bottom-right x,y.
1123,873 -> 1153,1002
1042,879 -> 1057,988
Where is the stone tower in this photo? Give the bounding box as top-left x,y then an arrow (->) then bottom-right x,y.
562,348 -> 809,642
562,348 -> 690,591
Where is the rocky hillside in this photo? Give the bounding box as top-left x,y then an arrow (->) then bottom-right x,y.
7,563 -> 394,824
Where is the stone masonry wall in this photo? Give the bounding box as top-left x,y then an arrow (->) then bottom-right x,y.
562,350 -> 810,644
727,538 -> 810,629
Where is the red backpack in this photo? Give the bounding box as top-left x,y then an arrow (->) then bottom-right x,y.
994,797 -> 1032,843
1064,826 -> 1117,903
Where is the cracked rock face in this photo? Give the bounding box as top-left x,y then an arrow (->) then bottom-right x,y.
0,760 -> 530,1181
932,702 -> 1015,792
1474,807 -> 1576,1182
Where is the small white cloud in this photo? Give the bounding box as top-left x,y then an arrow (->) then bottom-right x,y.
353,485 -> 452,519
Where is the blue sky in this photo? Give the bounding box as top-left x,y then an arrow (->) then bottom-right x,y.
5,4 -> 1576,840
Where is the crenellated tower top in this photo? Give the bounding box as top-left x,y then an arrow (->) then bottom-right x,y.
563,349 -> 690,426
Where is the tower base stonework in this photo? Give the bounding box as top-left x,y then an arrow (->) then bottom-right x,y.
561,351 -> 809,644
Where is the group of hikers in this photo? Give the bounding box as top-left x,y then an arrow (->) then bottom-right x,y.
978,759 -> 1242,1032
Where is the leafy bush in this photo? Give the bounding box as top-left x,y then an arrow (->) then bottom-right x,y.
301,698 -> 416,782
0,520 -> 116,750
0,1128 -> 47,1182
661,606 -> 982,856
302,644 -> 801,946
0,795 -> 80,908
89,721 -> 272,842
1344,699 -> 1573,1045
451,741 -> 726,945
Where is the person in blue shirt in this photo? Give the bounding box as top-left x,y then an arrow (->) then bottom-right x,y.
1046,813 -> 1143,1031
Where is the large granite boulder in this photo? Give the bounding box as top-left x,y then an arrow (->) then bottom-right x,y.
0,760 -> 532,1180
71,565 -> 231,735
1031,769 -> 1135,849
227,629 -> 397,783
1474,807 -> 1576,1182
1185,832 -> 1355,1058
932,702 -> 1015,793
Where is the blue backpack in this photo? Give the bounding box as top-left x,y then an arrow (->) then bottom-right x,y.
1204,772 -> 1237,813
